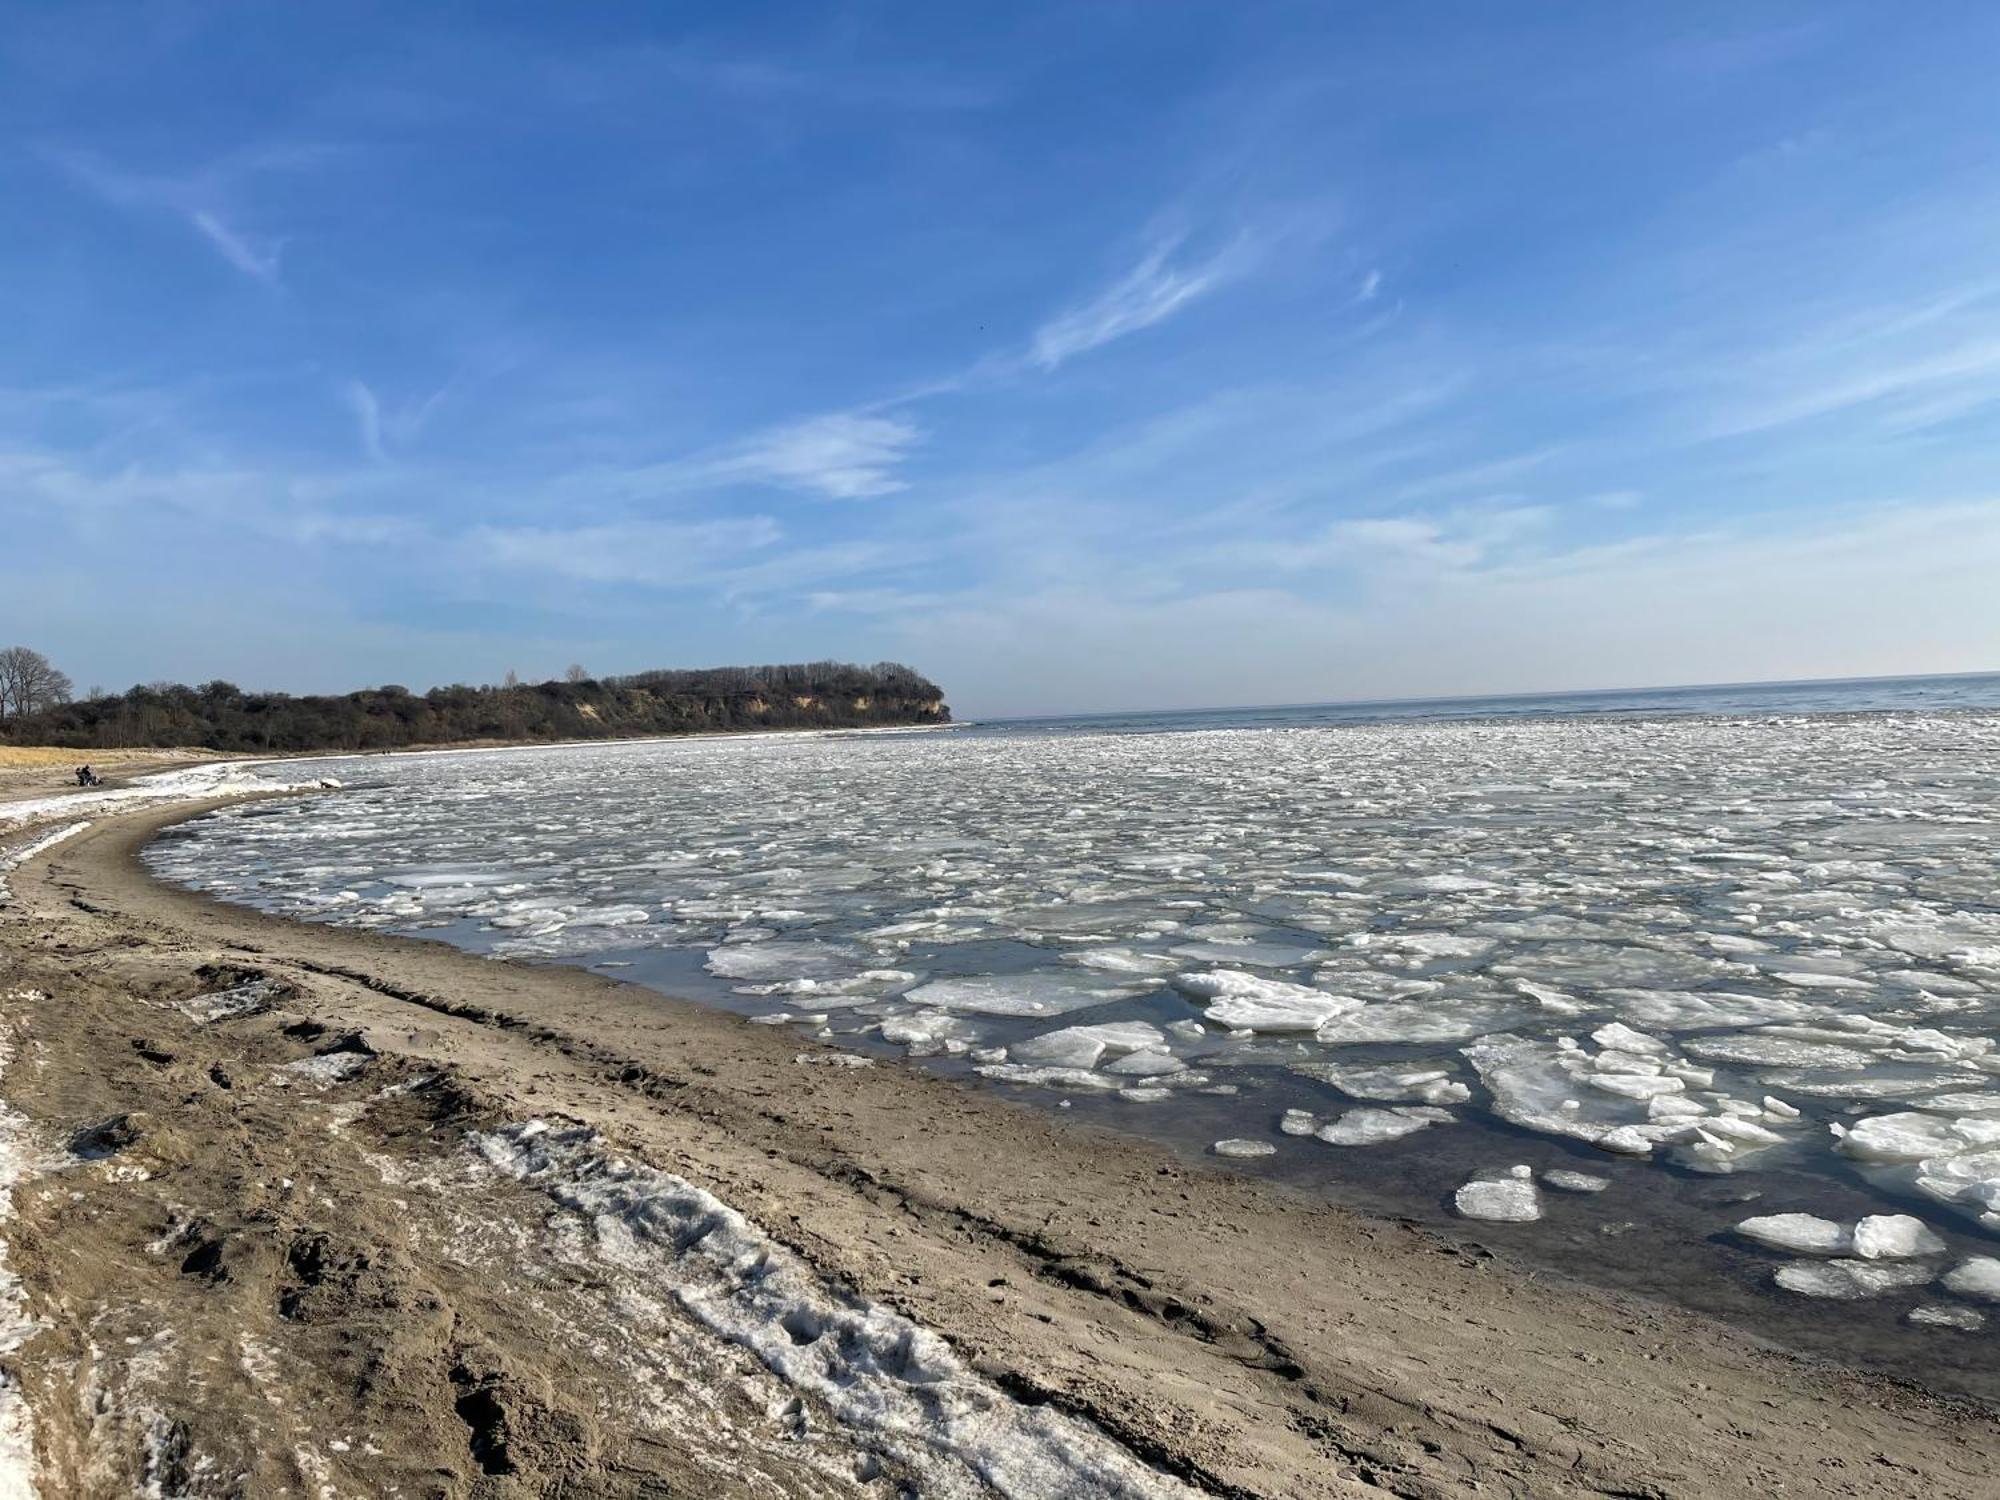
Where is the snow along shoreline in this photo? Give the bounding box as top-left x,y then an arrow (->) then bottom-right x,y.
472,1119 -> 1192,1500
0,760 -> 346,838
0,996 -> 51,1500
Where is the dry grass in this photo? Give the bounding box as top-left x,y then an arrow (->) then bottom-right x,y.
0,747 -> 97,768
0,748 -> 211,787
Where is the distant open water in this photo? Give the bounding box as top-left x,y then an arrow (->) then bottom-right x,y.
969,669 -> 2000,736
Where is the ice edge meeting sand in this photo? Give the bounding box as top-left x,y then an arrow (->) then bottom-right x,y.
142,703 -> 2000,1355
0,792 -> 1991,1495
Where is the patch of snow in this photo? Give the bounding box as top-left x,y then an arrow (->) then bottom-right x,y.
0,820 -> 90,905
473,1121 -> 1191,1498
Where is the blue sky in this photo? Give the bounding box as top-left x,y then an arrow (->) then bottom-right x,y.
6,2 -> 2000,716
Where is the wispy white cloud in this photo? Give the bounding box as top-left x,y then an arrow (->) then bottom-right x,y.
1710,336 -> 2000,438
467,517 -> 783,585
843,496 -> 2000,716
1225,504 -> 1557,576
1030,234 -> 1249,371
711,412 -> 921,499
342,381 -> 386,462
188,209 -> 284,282
48,147 -> 291,283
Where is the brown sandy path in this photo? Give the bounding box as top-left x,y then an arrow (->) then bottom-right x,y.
1,795 -> 1993,1497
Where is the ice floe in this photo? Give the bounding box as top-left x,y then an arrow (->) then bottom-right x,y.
1278,1109 -> 1317,1137
1316,1107 -> 1451,1147
1941,1257 -> 2000,1301
1011,1022 -> 1167,1070
1853,1215 -> 1948,1260
1290,1060 -> 1471,1106
1736,1214 -> 1853,1256
1773,1260 -> 1935,1300
1908,1303 -> 1985,1331
1168,971 -> 1356,1034
907,974 -> 1143,1019
1211,1139 -> 1277,1159
1453,1166 -> 1541,1223
1540,1170 -> 1609,1193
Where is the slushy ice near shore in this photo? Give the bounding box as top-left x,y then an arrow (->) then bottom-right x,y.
146,713 -> 2000,1319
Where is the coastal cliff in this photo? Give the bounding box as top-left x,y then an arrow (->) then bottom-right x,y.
0,660 -> 949,754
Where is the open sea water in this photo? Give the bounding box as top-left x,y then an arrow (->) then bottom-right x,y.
147,671 -> 2000,1392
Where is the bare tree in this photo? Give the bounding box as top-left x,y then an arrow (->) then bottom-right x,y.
502,669 -> 521,689
0,646 -> 74,720
564,663 -> 591,684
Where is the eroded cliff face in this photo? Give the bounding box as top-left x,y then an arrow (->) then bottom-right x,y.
5,663 -> 950,753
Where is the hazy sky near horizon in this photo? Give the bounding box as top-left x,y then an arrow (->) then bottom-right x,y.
6,3 -> 2000,717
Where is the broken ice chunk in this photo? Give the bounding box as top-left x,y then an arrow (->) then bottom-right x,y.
1314,1107 -> 1451,1147
1837,1112 -> 2000,1164
1584,1073 -> 1685,1101
1102,1049 -> 1186,1078
1541,1170 -> 1610,1193
1010,1021 -> 1167,1070
706,940 -> 865,981
1278,1108 -> 1317,1136
1684,1036 -> 1877,1070
1941,1256 -> 2000,1301
1851,1214 -> 1947,1260
1069,947 -> 1180,976
1605,990 -> 1813,1030
1169,971 -> 1358,1033
1454,1165 -> 1541,1223
1773,1260 -> 1933,1299
1169,939 -> 1326,968
908,973 -> 1147,1018
1590,1021 -> 1666,1055
1908,1304 -> 1986,1331
878,1012 -> 983,1056
1212,1138 -> 1277,1159
1290,1059 -> 1470,1106
1735,1214 -> 1853,1256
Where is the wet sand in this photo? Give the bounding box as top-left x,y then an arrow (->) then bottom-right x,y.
0,793 -> 1993,1497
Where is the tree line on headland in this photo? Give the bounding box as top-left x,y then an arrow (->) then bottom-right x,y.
0,651 -> 950,752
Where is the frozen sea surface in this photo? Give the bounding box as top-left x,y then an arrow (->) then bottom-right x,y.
145,710 -> 2000,1385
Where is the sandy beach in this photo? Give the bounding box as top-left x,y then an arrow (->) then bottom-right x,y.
0,789 -> 1984,1497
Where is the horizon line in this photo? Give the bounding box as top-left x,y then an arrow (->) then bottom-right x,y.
975,666 -> 2000,724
